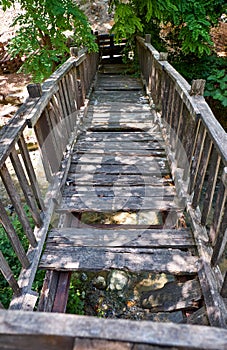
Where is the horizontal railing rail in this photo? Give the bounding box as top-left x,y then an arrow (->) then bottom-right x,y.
0,48 -> 99,310
137,35 -> 227,328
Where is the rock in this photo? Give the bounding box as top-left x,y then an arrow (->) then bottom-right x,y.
148,311 -> 184,323
92,275 -> 106,290
140,279 -> 202,312
80,272 -> 88,281
108,270 -> 129,291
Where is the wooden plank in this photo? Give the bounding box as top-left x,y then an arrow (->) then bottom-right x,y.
69,160 -> 170,175
9,126 -> 78,310
198,260 -> 227,328
38,271 -> 59,312
52,271 -> 71,313
88,104 -> 151,113
58,195 -> 183,213
0,251 -> 21,295
39,246 -> 198,275
0,334 -> 73,350
46,227 -> 194,248
140,279 -> 201,311
79,132 -> 163,142
87,124 -> 158,132
62,185 -> 176,198
75,141 -> 165,151
73,338 -> 132,350
88,112 -> 153,119
0,163 -> 37,247
90,92 -> 147,104
74,148 -> 166,157
196,99 -> 227,165
201,150 -> 221,226
64,173 -> 173,186
211,204 -> 227,266
72,154 -> 168,165
192,135 -> 212,208
1,310 -> 227,349
10,147 -> 42,227
186,306 -> 209,326
0,201 -> 29,268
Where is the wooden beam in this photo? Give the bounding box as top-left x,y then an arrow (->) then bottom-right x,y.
1,310 -> 227,349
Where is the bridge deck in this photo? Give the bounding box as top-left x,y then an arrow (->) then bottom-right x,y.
39,64 -> 202,322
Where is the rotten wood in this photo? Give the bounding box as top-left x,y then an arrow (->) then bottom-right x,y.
46,227 -> 195,249
58,195 -> 183,213
52,271 -> 71,313
40,245 -> 198,275
1,310 -> 227,349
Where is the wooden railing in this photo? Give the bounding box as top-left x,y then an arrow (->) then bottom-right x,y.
0,48 -> 99,310
137,35 -> 227,328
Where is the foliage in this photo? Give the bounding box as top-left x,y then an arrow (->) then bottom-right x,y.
0,205 -> 34,308
109,0 -> 225,57
1,0 -> 98,82
205,69 -> 227,107
172,54 -> 227,109
66,273 -> 85,314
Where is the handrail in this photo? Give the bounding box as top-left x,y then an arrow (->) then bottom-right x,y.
0,48 -> 99,309
137,35 -> 227,328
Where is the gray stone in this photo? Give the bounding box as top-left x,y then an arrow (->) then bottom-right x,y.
108,270 -> 129,291
92,275 -> 106,290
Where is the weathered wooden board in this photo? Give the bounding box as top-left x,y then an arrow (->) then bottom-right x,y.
69,160 -> 170,175
72,154 -> 167,166
40,246 -> 198,274
140,279 -> 201,311
1,310 -> 227,349
75,141 -> 165,151
52,271 -> 71,313
87,112 -> 153,119
79,132 -> 163,142
63,185 -> 176,198
73,338 -> 132,350
87,124 -> 158,132
64,173 -> 173,186
46,228 -> 195,248
68,167 -> 170,177
88,103 -> 151,113
75,148 -> 166,157
58,196 -> 183,212
91,91 -> 145,103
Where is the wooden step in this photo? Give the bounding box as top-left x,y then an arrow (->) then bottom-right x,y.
88,103 -> 151,113
63,185 -> 176,197
39,228 -> 197,274
79,131 -> 163,142
69,160 -> 170,176
58,194 -> 183,213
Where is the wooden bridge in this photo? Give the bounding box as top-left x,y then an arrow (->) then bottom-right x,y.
0,34 -> 227,349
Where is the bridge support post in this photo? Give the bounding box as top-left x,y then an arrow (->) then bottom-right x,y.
190,79 -> 206,96
70,47 -> 79,57
27,83 -> 42,98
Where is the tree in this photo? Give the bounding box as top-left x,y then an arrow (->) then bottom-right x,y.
1,0 -> 98,82
109,0 -> 226,57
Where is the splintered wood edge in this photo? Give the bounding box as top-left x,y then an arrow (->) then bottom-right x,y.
1,310 -> 227,349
